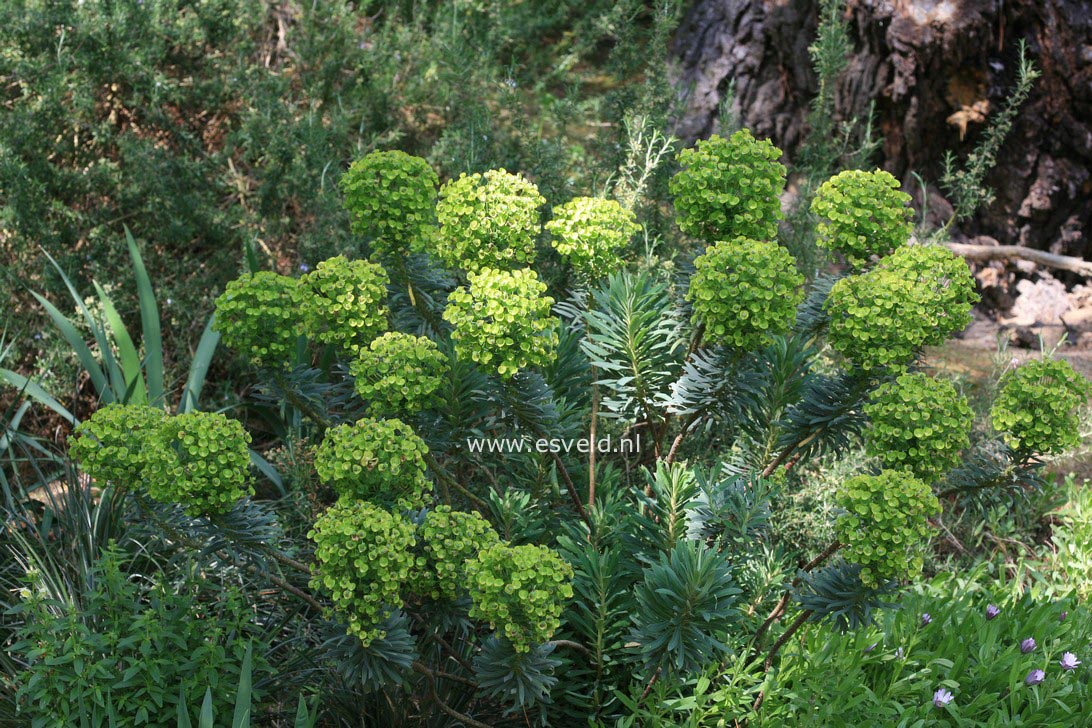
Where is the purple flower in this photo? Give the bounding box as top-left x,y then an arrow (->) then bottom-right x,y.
1060,611 -> 1068,622
299,263 -> 311,273
986,604 -> 1000,620
1060,652 -> 1081,671
1020,638 -> 1037,654
863,642 -> 878,653
1025,669 -> 1045,686
921,613 -> 932,627
933,688 -> 954,708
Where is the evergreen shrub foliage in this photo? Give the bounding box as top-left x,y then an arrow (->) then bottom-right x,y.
213,271 -> 303,368
414,505 -> 501,601
68,404 -> 167,490
314,417 -> 430,507
299,256 -> 390,355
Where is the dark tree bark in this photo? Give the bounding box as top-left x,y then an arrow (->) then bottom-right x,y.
671,0 -> 1092,258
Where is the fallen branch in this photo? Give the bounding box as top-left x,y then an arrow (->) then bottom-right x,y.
944,242 -> 1092,277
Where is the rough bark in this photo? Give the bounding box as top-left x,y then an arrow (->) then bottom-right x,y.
671,0 -> 1092,259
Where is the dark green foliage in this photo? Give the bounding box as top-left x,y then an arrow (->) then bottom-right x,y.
473,638 -> 562,715
796,561 -> 897,631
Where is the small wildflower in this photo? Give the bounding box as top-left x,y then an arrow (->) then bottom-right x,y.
986,604 -> 1000,620
921,613 -> 932,626
1020,638 -> 1036,654
863,642 -> 878,653
299,263 -> 311,273
1060,652 -> 1081,671
1025,669 -> 1045,686
1060,611 -> 1068,622
895,647 -> 905,659
933,688 -> 954,708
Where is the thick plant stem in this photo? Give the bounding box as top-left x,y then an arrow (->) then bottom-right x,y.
760,431 -> 819,478
752,609 -> 814,712
751,540 -> 841,652
550,450 -> 592,529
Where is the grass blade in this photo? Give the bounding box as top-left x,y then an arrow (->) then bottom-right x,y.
93,281 -> 146,404
126,227 -> 165,406
176,684 -> 193,728
249,449 -> 284,496
0,368 -> 76,423
199,688 -> 214,728
231,642 -> 253,728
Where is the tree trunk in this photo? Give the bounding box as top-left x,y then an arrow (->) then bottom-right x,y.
671,0 -> 1092,259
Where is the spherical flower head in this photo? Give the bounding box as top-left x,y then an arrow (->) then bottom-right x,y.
1021,638 -> 1037,654
340,150 -> 438,258
1060,652 -> 1081,670
142,411 -> 254,516
434,169 -> 545,272
68,404 -> 166,489
213,271 -> 304,368
687,237 -> 804,349
670,129 -> 786,241
921,613 -> 932,627
835,470 -> 940,587
876,244 -> 978,345
864,372 -> 973,483
410,505 -> 501,600
1025,669 -> 1045,686
811,169 -> 913,268
442,267 -> 559,378
932,688 -> 954,708
990,358 -> 1091,457
545,196 -> 640,280
986,604 -> 1000,620
300,256 -> 389,356
308,500 -> 416,647
314,417 -> 430,508
465,542 -> 574,653
350,332 -> 447,415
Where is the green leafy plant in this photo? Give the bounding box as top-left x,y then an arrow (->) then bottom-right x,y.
313,417 -> 430,507
299,256 -> 389,356
413,505 -> 501,600
991,358 -> 1091,457
340,150 -> 439,259
546,196 -> 641,280
669,129 -> 786,241
68,403 -> 167,491
213,272 -> 303,369
811,169 -> 913,267
876,244 -> 978,344
349,332 -> 447,415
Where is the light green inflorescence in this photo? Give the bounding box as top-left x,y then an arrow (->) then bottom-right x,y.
811,169 -> 913,267
213,271 -> 303,368
687,237 -> 804,349
314,417 -> 431,508
864,373 -> 973,482
546,196 -> 640,279
340,150 -> 439,259
69,404 -> 167,490
442,267 -> 559,378
300,255 -> 389,355
835,470 -> 940,588
465,542 -> 574,653
991,358 -> 1091,456
669,129 -> 786,242
434,169 -> 545,272
413,505 -> 501,601
350,332 -> 447,415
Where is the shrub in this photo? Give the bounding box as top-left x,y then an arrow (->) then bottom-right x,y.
313,417 -> 430,508
309,501 -> 417,647
434,169 -> 545,272
835,470 -> 940,587
687,238 -> 803,349
68,404 -> 166,490
300,256 -> 389,355
142,411 -> 253,516
442,267 -> 559,378
349,332 -> 447,415
877,244 -> 978,344
864,373 -> 973,482
991,358 -> 1091,456
413,505 -> 501,600
341,150 -> 439,259
213,271 -> 303,368
546,196 -> 641,279
811,169 -> 913,267
466,542 -> 574,653
669,129 -> 785,241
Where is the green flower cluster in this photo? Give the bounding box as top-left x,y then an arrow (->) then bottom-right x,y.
68,404 -> 166,489
314,417 -> 430,508
340,150 -> 438,258
434,169 -> 545,272
864,373 -> 973,482
811,169 -> 913,267
213,271 -> 303,367
876,244 -> 978,345
669,129 -> 785,241
835,470 -> 940,587
349,332 -> 447,415
142,411 -> 254,516
300,256 -> 389,355
308,500 -> 416,647
442,267 -> 559,378
413,506 -> 501,600
687,237 -> 804,349
465,542 -> 574,653
545,196 -> 640,279
990,358 -> 1091,456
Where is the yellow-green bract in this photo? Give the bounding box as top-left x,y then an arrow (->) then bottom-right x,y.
314,417 -> 430,508
687,237 -> 804,349
669,129 -> 785,242
465,542 -> 574,653
412,505 -> 501,601
835,470 -> 940,588
864,373 -> 973,482
299,256 -> 389,355
308,501 -> 416,647
68,403 -> 166,490
340,150 -> 438,259
213,271 -> 303,367
991,358 -> 1091,456
350,332 -> 447,415
811,169 -> 913,267
546,196 -> 640,280
442,267 -> 559,378
434,169 -> 545,272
